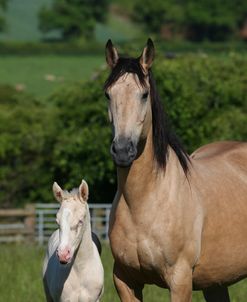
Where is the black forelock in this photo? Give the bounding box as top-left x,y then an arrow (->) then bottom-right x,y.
104,57 -> 147,90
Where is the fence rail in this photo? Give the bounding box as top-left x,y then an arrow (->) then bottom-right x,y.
0,204 -> 35,243
0,203 -> 111,244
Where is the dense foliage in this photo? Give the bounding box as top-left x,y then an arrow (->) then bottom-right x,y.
47,76 -> 115,204
39,0 -> 109,40
0,54 -> 246,206
154,54 -> 247,149
0,86 -> 57,206
133,0 -> 247,41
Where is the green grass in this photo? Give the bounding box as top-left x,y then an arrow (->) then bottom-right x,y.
0,244 -> 246,302
0,55 -> 104,99
1,52 -> 245,100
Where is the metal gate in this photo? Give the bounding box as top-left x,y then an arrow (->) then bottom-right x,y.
35,203 -> 111,245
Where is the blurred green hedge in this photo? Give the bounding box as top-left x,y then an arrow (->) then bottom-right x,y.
0,41 -> 103,55
0,86 -> 57,206
0,54 -> 246,206
0,40 -> 246,57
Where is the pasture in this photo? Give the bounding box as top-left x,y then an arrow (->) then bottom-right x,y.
0,244 -> 246,302
0,55 -> 104,99
0,52 -> 244,101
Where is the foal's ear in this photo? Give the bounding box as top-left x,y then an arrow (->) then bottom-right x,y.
140,38 -> 155,73
79,180 -> 89,202
105,39 -> 119,69
53,182 -> 63,203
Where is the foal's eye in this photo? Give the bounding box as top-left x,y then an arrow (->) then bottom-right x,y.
142,92 -> 149,100
105,92 -> 110,100
78,219 -> 83,225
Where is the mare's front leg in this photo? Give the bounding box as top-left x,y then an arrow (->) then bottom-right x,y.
168,260 -> 193,302
203,286 -> 230,302
113,263 -> 143,302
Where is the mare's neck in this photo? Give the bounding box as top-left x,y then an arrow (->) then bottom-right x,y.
73,206 -> 94,272
117,128 -> 157,202
117,128 -> 186,208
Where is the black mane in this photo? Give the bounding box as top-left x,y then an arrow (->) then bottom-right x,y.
104,57 -> 190,174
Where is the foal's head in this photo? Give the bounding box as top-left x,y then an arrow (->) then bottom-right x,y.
104,39 -> 155,167
52,180 -> 89,264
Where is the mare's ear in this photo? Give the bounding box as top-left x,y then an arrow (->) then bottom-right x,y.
105,39 -> 119,69
79,180 -> 89,202
139,38 -> 155,73
53,182 -> 63,203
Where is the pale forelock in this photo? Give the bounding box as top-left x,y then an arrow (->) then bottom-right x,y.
62,188 -> 79,200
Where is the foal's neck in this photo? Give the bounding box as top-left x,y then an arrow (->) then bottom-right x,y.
73,206 -> 94,271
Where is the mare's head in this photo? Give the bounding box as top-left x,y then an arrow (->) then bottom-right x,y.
52,180 -> 89,265
104,39 -> 155,167
104,39 -> 190,173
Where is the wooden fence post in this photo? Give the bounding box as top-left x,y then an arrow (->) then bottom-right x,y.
24,204 -> 36,242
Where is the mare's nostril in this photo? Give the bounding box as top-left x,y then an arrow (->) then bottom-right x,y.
128,141 -> 136,157
110,137 -> 137,166
111,143 -> 117,155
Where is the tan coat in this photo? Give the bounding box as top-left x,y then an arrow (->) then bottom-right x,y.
105,39 -> 247,302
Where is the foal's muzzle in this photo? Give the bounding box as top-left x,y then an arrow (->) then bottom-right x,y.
110,136 -> 137,167
56,247 -> 72,265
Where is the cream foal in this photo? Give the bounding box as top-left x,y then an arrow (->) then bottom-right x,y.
43,180 -> 104,302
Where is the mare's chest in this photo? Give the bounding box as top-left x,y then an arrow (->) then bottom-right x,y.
109,201 -> 177,283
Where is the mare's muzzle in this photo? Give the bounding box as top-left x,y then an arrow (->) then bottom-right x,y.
110,136 -> 137,167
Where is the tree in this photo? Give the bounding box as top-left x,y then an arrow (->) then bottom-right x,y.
0,0 -> 7,32
133,0 -> 184,38
184,0 -> 237,41
133,0 -> 247,41
39,0 -> 109,40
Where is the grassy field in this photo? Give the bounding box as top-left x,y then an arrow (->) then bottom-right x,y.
1,52 -> 245,101
0,244 -> 246,302
0,55 -> 104,99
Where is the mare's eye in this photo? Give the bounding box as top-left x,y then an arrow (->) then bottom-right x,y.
142,92 -> 149,100
78,219 -> 83,225
105,92 -> 110,100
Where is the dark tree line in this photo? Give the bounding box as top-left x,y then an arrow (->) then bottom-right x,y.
38,0 -> 247,42
133,0 -> 247,41
1,0 -> 247,41
39,0 -> 109,40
